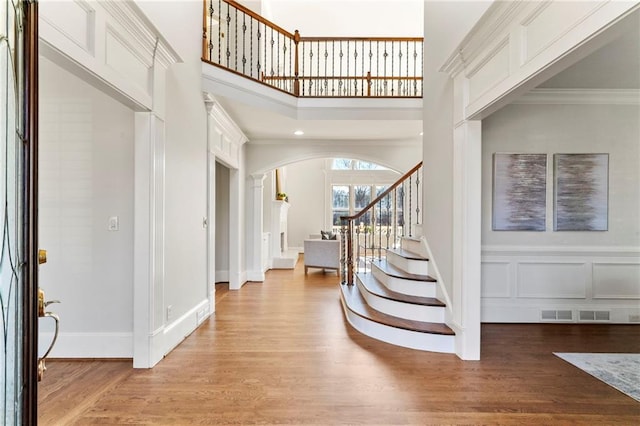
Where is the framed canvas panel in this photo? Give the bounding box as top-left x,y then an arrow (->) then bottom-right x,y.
492,153 -> 547,231
554,153 -> 609,231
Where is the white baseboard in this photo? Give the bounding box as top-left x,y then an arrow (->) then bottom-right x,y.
145,299 -> 210,367
41,332 -> 133,359
247,270 -> 265,281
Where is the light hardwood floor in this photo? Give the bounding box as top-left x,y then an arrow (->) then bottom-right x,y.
39,260 -> 640,425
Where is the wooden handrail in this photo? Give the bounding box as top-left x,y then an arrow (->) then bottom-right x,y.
262,75 -> 423,81
224,0 -> 295,39
204,0 -> 424,99
299,36 -> 424,42
341,161 -> 423,222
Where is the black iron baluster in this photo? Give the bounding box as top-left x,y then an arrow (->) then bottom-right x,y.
208,0 -> 214,61
406,40 -> 409,96
234,8 -> 238,71
408,175 -> 413,237
276,31 -> 280,89
250,18 -> 253,78
331,40 -> 335,95
390,41 -> 394,96
393,188 -> 397,248
256,23 -> 261,80
363,222 -> 368,273
288,37 -> 291,93
218,0 -> 222,63
377,200 -> 382,260
420,41 -> 424,96
376,40 -> 379,96
323,41 -> 328,96
416,167 -> 421,224
413,41 -> 418,96
241,12 -> 246,75
270,28 -> 274,80
355,225 -> 361,273
225,3 -> 231,68
346,41 -> 349,96
386,193 -> 391,249
362,40 -> 365,96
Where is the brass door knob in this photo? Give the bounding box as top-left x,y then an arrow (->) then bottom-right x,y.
38,249 -> 47,264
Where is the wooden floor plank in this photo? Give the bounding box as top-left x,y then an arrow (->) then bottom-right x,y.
39,258 -> 640,425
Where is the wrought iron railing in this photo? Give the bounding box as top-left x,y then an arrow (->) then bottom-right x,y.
340,162 -> 423,285
202,0 -> 423,98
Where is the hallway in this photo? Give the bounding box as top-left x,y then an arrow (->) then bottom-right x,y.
39,259 -> 640,424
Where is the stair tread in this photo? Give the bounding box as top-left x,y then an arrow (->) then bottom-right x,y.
340,284 -> 455,336
357,273 -> 444,307
386,247 -> 428,261
371,259 -> 436,282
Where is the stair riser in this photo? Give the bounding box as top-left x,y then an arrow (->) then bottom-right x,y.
371,265 -> 436,298
341,297 -> 455,353
386,251 -> 429,276
357,280 -> 445,323
401,238 -> 423,256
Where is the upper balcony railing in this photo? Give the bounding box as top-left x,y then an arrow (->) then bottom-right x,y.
202,0 -> 423,98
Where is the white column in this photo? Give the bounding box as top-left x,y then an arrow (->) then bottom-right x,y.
133,112 -> 166,368
247,173 -> 266,282
452,120 -> 482,360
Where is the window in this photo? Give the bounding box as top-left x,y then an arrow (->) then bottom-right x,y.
331,158 -> 388,171
332,185 -> 349,226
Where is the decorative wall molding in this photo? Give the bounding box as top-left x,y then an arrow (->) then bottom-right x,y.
440,0 -> 640,121
481,245 -> 640,323
40,0 -> 181,111
514,89 -> 640,105
204,93 -> 248,170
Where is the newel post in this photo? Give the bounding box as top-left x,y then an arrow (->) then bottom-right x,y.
293,30 -> 301,96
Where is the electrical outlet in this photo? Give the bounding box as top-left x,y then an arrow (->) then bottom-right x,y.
167,305 -> 173,321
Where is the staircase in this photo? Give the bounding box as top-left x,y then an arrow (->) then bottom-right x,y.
339,163 -> 456,353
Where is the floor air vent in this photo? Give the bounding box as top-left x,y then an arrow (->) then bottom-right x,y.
579,310 -> 610,322
541,310 -> 573,321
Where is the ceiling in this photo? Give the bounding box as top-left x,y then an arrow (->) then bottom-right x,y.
538,21 -> 640,89
215,98 -> 422,143
215,11 -> 638,145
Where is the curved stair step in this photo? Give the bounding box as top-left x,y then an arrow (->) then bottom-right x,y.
371,259 -> 435,282
357,272 -> 443,306
386,247 -> 430,275
387,247 -> 428,261
356,273 -> 445,323
339,284 -> 455,353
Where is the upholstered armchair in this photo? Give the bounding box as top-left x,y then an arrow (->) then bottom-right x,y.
303,238 -> 340,275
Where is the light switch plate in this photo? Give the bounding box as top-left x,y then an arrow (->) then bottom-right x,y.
108,216 -> 119,231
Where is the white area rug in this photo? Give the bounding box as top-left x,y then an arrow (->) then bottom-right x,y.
554,353 -> 640,402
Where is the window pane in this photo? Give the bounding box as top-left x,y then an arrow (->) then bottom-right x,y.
332,186 -> 349,209
331,158 -> 352,170
354,185 -> 371,209
333,209 -> 349,225
354,160 -> 387,170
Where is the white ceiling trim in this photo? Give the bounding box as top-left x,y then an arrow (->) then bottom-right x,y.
515,88 -> 640,105
248,138 -> 422,146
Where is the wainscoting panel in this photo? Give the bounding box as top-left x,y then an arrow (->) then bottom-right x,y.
481,261 -> 511,298
481,246 -> 640,323
593,263 -> 640,299
517,262 -> 587,299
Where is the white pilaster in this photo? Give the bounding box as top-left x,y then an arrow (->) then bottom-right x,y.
452,121 -> 482,360
247,174 -> 266,282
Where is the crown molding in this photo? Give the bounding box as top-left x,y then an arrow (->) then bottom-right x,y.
101,0 -> 181,68
514,88 -> 640,105
440,1 -> 527,77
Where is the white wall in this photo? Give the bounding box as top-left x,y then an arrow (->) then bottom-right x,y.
285,158 -> 327,249
263,0 -> 423,36
481,102 -> 640,323
135,0 -> 210,355
215,162 -> 231,282
422,1 -> 492,296
39,56 -> 135,357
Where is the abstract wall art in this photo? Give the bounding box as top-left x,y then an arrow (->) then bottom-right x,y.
492,153 -> 547,231
554,153 -> 609,231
